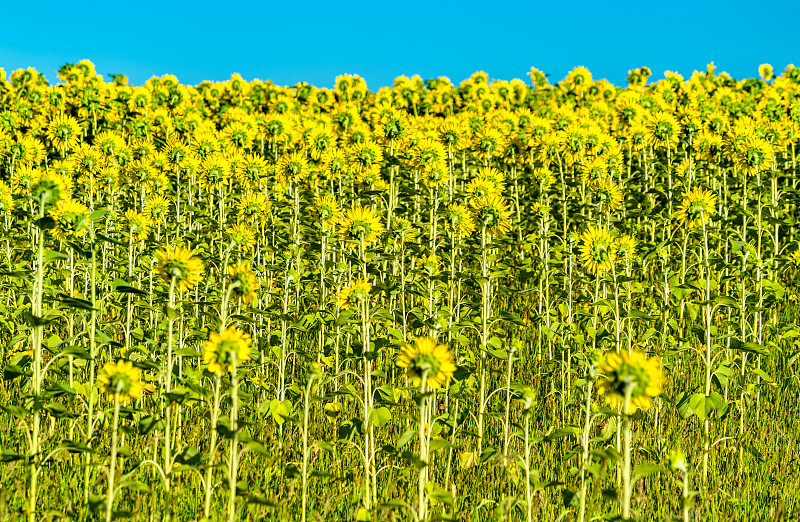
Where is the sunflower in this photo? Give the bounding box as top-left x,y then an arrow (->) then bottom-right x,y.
30,169 -> 70,208
154,245 -> 204,292
597,349 -> 664,414
644,112 -> 681,149
564,66 -> 593,94
143,194 -> 171,222
199,152 -> 231,190
48,199 -> 89,239
472,127 -> 508,159
579,157 -> 608,186
98,360 -> 144,404
759,63 -> 774,82
123,210 -> 152,242
226,223 -> 256,253
204,327 -> 252,375
348,140 -> 383,174
675,188 -> 717,229
420,161 -> 450,188
237,192 -> 271,227
444,203 -> 475,237
313,194 -> 341,228
390,217 -> 418,245
397,337 -> 455,389
465,175 -> 500,200
278,150 -> 310,183
46,113 -> 81,152
228,262 -> 259,306
339,204 -> 384,246
578,226 -> 618,275
0,181 -> 13,213
306,125 -> 334,161
235,153 -> 269,185
419,252 -> 440,276
336,279 -> 372,310
616,234 -> 637,263
591,177 -> 624,213
470,194 -> 513,238
734,136 -> 774,177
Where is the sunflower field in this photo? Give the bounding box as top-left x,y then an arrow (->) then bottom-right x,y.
1,60 -> 800,521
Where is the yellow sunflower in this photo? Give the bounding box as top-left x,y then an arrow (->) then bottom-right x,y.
591,177 -> 624,213
226,223 -> 256,253
734,136 -> 775,177
313,194 -> 342,229
579,226 -> 618,275
49,199 -> 90,239
46,113 -> 82,153
597,349 -> 664,414
339,204 -> 384,246
0,181 -> 13,213
644,112 -> 681,149
675,188 -> 717,229
237,192 -> 271,227
397,337 -> 455,389
390,217 -> 418,245
154,245 -> 204,292
98,360 -> 144,404
123,210 -> 152,242
444,203 -> 476,237
204,327 -> 252,375
228,262 -> 259,306
336,279 -> 372,310
470,194 -> 513,238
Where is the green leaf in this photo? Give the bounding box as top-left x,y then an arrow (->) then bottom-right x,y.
112,278 -> 146,296
368,406 -> 392,427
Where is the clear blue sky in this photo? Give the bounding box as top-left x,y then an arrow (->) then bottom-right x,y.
2,0 -> 798,89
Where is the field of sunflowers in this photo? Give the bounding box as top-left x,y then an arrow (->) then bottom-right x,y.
1,60 -> 799,521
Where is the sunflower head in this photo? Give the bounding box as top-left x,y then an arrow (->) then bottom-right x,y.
470,194 -> 513,238
98,360 -> 144,404
676,188 -> 717,229
0,181 -> 13,213
578,226 -> 618,275
339,204 -> 384,246
336,279 -> 372,310
50,199 -> 90,239
204,327 -> 252,375
226,223 -> 256,253
397,337 -> 455,390
155,245 -> 204,292
228,262 -> 259,306
759,63 -> 773,82
390,217 -> 418,245
444,203 -> 476,237
30,170 -> 69,208
597,349 -> 664,414
124,210 -> 152,242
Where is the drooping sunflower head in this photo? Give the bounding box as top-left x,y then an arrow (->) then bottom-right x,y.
154,245 -> 204,292
204,327 -> 252,375
444,203 -> 476,237
336,279 -> 372,310
339,204 -> 384,246
46,113 -> 82,151
675,187 -> 717,229
228,262 -> 259,306
313,194 -> 342,229
225,223 -> 256,253
734,136 -> 774,177
397,337 -> 455,390
578,226 -> 618,275
421,160 -> 450,188
237,192 -> 271,226
470,194 -> 513,238
591,177 -> 624,213
0,181 -> 13,214
419,252 -> 440,276
123,210 -> 152,242
30,169 -> 70,208
390,216 -> 418,245
597,349 -> 664,414
645,112 -> 681,149
616,234 -> 637,263
50,199 -> 90,240
98,360 -> 144,404
759,63 -> 774,82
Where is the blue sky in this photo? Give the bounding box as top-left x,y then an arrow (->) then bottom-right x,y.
2,0 -> 798,89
